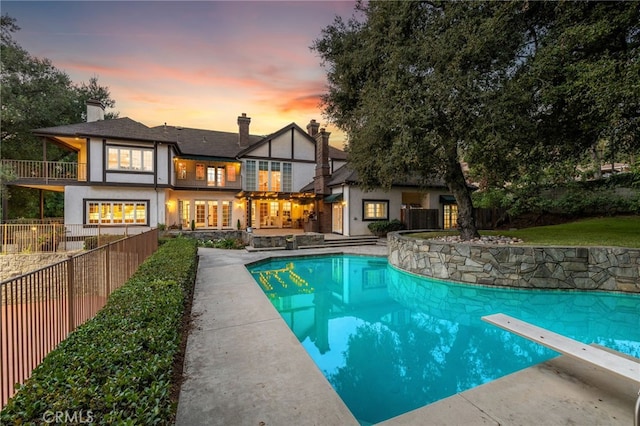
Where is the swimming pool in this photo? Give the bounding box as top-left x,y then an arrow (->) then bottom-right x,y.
247,254 -> 640,425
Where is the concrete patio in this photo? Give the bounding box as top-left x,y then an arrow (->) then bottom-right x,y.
175,244 -> 639,426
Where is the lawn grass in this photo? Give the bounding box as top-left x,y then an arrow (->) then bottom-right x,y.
409,215 -> 640,248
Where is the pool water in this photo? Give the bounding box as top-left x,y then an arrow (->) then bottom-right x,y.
247,254 -> 640,425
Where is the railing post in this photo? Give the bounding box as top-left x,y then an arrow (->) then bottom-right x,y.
67,255 -> 75,332
105,243 -> 111,297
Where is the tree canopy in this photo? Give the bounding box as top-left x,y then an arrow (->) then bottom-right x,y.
313,1 -> 639,238
1,14 -> 118,219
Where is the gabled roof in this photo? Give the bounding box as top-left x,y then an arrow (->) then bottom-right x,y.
300,163 -> 450,192
150,125 -> 262,158
33,117 -> 346,161
236,122 -> 314,157
34,117 -> 164,143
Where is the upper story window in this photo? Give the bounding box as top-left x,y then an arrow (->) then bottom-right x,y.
246,160 -> 292,192
207,166 -> 226,187
107,146 -> 153,172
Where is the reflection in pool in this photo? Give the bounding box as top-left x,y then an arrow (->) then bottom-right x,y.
247,254 -> 640,425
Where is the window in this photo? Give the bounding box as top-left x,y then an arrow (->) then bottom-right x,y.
195,164 -> 205,180
195,201 -> 206,227
282,163 -> 292,192
245,160 -> 256,190
363,200 -> 389,220
245,160 -> 292,192
258,161 -> 269,190
227,164 -> 237,182
217,167 -> 226,187
207,167 -> 216,186
444,204 -> 458,230
222,201 -> 232,227
177,162 -> 187,179
86,200 -> 148,225
179,200 -> 190,228
107,146 -> 153,171
270,162 -> 281,191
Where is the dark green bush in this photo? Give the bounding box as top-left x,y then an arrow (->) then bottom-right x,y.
0,237 -> 198,424
367,219 -> 406,236
198,237 -> 246,249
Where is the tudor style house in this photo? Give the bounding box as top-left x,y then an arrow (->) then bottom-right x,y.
3,100 -> 459,236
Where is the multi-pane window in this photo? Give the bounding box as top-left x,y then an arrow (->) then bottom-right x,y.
245,160 -> 292,192
177,162 -> 187,179
245,161 -> 256,190
221,201 -> 232,227
217,167 -> 225,187
206,166 -> 226,186
258,161 -> 269,190
444,204 -> 458,229
196,164 -> 205,180
87,201 -> 148,225
179,200 -> 190,228
107,146 -> 153,171
226,164 -> 237,181
195,201 -> 206,226
270,162 -> 281,191
282,163 -> 292,192
363,200 -> 389,220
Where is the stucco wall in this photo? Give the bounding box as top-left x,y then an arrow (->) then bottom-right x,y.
388,232 -> 640,293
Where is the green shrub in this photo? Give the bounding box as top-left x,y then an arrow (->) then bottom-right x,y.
367,219 -> 406,236
198,237 -> 246,249
0,237 -> 198,424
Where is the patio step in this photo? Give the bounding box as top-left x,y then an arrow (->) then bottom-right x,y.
322,236 -> 379,247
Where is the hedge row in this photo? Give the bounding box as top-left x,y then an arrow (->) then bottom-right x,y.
0,237 -> 198,425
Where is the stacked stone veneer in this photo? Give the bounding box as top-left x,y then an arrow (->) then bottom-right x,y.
249,233 -> 324,249
388,232 -> 640,293
0,253 -> 70,282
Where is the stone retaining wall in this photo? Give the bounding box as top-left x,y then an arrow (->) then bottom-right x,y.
248,233 -> 324,249
388,232 -> 640,293
0,253 -> 70,282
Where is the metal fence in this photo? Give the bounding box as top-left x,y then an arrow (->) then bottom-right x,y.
0,228 -> 158,408
1,223 -> 152,254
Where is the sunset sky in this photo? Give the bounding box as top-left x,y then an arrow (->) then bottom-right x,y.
3,1 -> 358,146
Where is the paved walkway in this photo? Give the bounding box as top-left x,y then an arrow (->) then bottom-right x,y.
175,245 -> 638,426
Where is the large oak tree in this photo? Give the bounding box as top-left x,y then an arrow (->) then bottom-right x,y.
1,14 -> 118,219
313,1 -> 639,239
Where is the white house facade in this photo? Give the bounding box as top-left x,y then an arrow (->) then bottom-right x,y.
4,100 -> 459,237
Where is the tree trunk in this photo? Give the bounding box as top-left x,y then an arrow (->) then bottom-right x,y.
444,146 -> 479,240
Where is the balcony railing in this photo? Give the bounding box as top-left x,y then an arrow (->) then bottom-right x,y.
1,159 -> 87,183
175,170 -> 242,189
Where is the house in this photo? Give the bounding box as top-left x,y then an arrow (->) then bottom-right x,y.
2,100 -> 459,236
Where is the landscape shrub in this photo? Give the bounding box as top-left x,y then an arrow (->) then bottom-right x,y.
198,237 -> 246,249
0,237 -> 198,425
367,219 -> 406,236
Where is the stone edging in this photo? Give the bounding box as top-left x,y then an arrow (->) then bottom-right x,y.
387,232 -> 640,293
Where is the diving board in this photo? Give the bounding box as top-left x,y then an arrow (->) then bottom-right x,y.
482,313 -> 640,384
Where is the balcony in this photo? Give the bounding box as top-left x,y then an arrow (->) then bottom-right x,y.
1,159 -> 86,185
174,170 -> 242,190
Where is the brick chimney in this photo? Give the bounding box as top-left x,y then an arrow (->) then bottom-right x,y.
86,99 -> 104,122
314,128 -> 331,195
307,119 -> 320,137
237,113 -> 251,148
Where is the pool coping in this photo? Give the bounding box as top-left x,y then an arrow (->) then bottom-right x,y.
175,245 -> 639,426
